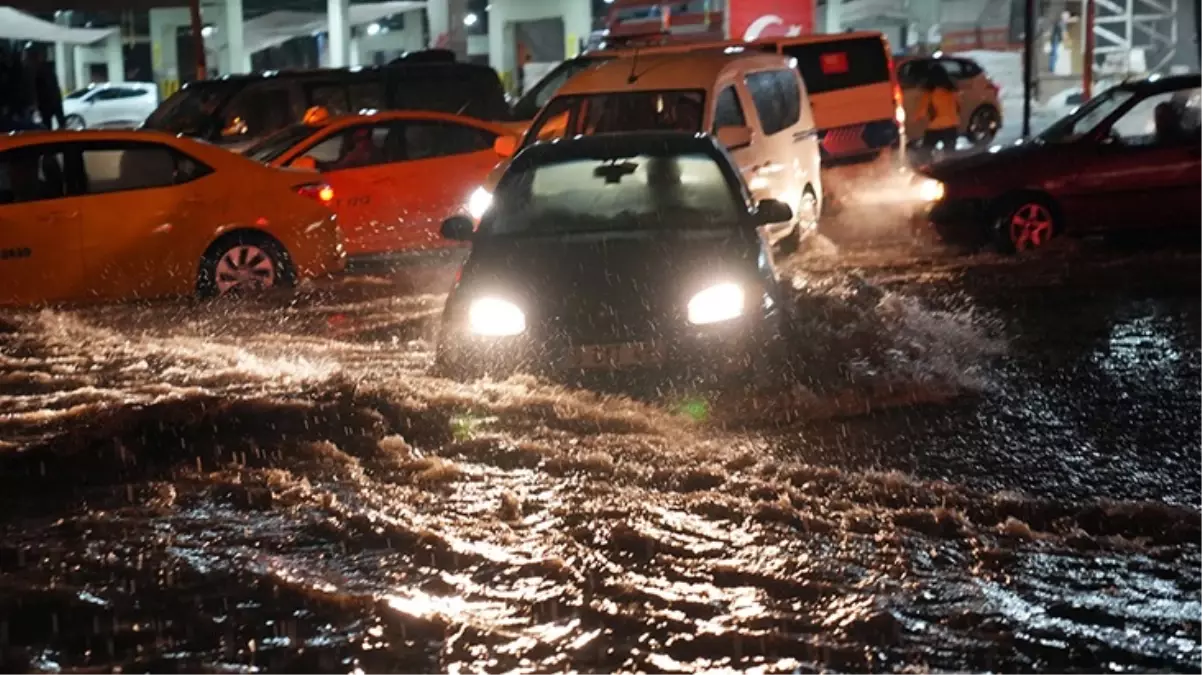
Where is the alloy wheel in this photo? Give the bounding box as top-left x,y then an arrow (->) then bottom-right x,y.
1008,203 -> 1054,251
214,245 -> 277,295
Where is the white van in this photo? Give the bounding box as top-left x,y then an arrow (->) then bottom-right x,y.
485,51 -> 822,251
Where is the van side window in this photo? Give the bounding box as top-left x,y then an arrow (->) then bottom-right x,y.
745,71 -> 790,135
774,70 -> 802,129
308,83 -> 351,115
221,85 -> 294,138
712,86 -> 746,131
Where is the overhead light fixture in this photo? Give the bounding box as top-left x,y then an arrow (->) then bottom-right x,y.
463,12 -> 479,27
366,22 -> 381,36
201,24 -> 215,38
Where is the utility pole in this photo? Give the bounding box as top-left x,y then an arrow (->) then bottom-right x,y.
1022,0 -> 1035,137
188,0 -> 206,80
1082,0 -> 1095,99
825,0 -> 842,33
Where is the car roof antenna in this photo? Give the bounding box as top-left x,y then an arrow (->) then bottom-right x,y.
627,47 -> 641,84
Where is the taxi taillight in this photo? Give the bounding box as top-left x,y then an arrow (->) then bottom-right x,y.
297,182 -> 335,206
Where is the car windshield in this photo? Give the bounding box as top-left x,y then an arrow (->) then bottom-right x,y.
524,90 -> 706,147
65,88 -> 93,100
1039,86 -> 1136,142
511,57 -> 610,120
143,81 -> 242,135
483,151 -> 740,236
244,124 -> 326,163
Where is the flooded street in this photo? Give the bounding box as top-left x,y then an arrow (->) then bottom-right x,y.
1,241 -> 1198,673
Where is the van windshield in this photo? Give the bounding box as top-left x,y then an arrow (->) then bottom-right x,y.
485,151 -> 740,236
524,90 -> 706,148
778,37 -> 891,94
512,57 -> 611,120
143,81 -> 242,136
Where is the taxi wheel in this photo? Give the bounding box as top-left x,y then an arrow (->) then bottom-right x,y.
64,114 -> 86,130
197,235 -> 295,298
778,188 -> 819,255
993,195 -> 1059,254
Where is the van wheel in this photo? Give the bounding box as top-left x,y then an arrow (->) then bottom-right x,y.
197,234 -> 294,298
778,188 -> 819,255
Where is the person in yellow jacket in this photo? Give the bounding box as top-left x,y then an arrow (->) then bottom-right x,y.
916,63 -> 961,156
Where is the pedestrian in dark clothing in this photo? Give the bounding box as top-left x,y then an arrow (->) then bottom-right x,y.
8,50 -> 36,126
29,49 -> 65,129
0,46 -> 11,122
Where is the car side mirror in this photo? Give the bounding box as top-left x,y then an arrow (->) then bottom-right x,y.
754,198 -> 793,226
716,125 -> 753,151
290,156 -> 319,171
494,134 -> 518,158
441,215 -> 475,241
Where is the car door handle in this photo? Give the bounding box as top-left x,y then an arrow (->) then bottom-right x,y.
35,210 -> 79,223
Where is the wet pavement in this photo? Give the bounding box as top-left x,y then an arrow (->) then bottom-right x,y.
0,237 -> 1198,673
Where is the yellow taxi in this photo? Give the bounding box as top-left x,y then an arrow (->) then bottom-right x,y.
244,110 -> 518,261
0,130 -> 345,307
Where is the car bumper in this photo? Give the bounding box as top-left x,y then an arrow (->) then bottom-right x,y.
437,311 -> 783,388
924,197 -> 990,247
291,217 -> 348,279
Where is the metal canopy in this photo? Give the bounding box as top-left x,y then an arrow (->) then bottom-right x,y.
0,6 -> 116,42
1093,0 -> 1179,73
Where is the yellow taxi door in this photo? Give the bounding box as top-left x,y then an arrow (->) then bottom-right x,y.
283,123 -> 395,257
74,141 -> 209,301
377,120 -> 504,251
0,144 -> 86,306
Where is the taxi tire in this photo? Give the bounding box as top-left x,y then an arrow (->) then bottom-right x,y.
197,233 -> 295,298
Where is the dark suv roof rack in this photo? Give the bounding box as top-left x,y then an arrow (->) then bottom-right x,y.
391,49 -> 456,64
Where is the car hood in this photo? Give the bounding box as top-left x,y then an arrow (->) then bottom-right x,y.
452,230 -> 760,341
920,140 -> 1052,180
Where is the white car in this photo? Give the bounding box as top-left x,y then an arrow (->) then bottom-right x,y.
62,82 -> 159,130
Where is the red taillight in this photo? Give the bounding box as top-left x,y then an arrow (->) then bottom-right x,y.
892,82 -> 904,126
297,182 -> 335,206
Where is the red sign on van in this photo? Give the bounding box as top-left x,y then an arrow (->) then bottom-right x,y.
820,51 -> 850,74
729,0 -> 815,42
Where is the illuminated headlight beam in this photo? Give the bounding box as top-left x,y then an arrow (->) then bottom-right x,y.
917,178 -> 946,202
468,297 -> 525,336
687,283 -> 744,325
467,187 -> 493,220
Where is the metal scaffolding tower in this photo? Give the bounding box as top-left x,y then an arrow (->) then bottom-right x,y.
1092,0 -> 1179,74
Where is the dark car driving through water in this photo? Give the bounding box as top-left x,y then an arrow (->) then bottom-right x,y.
434,131 -> 796,388
919,73 -> 1201,253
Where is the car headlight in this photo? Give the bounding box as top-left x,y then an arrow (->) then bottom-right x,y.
467,186 -> 493,220
917,178 -> 946,202
687,282 -> 744,325
468,297 -> 525,336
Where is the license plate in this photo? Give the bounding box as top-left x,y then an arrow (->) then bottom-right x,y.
572,342 -> 662,369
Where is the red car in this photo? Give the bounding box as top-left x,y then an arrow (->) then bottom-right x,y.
919,73 -> 1200,252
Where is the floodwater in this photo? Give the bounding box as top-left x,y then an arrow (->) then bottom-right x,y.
0,240 -> 1198,673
